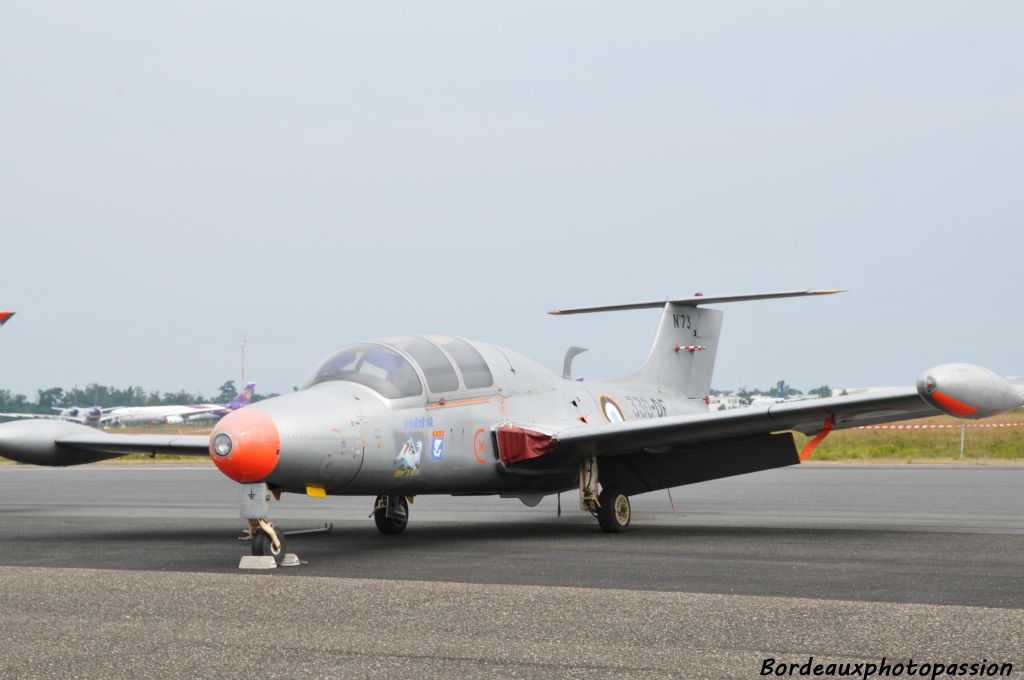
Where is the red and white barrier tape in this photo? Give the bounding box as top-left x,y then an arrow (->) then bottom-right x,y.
856,423 -> 1023,430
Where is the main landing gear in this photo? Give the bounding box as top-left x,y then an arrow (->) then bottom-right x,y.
579,456 -> 631,533
372,495 -> 409,535
596,487 -> 631,533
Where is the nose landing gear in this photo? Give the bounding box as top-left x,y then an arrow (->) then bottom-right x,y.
240,483 -> 288,565
249,517 -> 286,561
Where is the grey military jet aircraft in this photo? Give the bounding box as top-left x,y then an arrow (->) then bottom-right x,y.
1,290 -> 1020,562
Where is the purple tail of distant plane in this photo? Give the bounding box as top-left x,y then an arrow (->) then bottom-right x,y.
227,382 -> 256,410
774,380 -> 785,400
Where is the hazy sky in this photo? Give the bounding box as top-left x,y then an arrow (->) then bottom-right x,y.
1,2 -> 1021,398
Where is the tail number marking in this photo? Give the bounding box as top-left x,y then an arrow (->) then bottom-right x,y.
624,396 -> 667,419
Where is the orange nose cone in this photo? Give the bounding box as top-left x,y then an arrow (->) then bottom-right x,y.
209,408 -> 280,483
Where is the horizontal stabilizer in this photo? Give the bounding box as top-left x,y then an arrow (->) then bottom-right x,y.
548,289 -> 844,315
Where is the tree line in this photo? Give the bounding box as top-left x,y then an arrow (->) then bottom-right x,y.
2,380 -> 832,414
0,381 -> 279,414
710,384 -> 835,401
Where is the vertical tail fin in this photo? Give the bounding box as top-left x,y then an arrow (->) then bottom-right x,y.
228,382 -> 256,410
87,386 -> 103,422
625,304 -> 723,398
775,380 -> 785,399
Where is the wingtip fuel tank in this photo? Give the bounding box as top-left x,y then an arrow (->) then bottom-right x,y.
0,419 -> 120,466
917,363 -> 1023,419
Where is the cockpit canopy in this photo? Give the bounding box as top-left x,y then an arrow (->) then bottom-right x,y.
303,335 -> 493,399
305,343 -> 423,398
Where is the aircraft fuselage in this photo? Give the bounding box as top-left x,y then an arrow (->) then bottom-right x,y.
211,340 -> 708,498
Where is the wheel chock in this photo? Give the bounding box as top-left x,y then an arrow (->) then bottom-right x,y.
238,553 -> 303,570
279,553 -> 302,567
238,555 -> 277,570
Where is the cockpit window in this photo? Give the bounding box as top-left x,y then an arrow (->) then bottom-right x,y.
388,336 -> 460,393
430,336 -> 493,389
306,343 -> 423,398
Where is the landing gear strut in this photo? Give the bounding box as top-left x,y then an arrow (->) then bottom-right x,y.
579,456 -> 600,513
240,482 -> 287,564
373,495 -> 409,535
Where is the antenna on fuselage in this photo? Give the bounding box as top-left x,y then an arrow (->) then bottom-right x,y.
562,346 -> 589,380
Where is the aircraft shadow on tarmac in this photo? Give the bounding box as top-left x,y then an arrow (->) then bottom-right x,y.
9,517 -> 1023,608
8,517 -> 989,558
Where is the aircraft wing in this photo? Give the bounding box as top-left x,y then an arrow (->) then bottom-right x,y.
98,405 -> 225,425
0,412 -> 65,421
542,388 -> 928,462
0,419 -> 209,466
497,363 -> 1023,471
55,432 -> 210,457
179,406 -> 227,416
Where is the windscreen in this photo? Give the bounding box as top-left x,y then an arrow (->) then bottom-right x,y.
306,344 -> 423,398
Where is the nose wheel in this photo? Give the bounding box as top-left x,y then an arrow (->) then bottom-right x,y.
373,495 -> 409,535
249,518 -> 287,563
239,483 -> 289,564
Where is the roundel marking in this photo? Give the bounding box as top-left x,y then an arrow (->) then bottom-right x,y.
599,394 -> 626,423
473,428 -> 488,464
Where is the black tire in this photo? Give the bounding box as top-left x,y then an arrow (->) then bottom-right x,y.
374,495 -> 409,535
596,488 -> 630,533
252,527 -> 286,562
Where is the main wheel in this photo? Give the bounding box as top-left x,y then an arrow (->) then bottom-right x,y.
252,526 -> 286,562
596,488 -> 631,533
374,495 -> 409,535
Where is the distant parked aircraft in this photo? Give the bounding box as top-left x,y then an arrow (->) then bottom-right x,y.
100,382 -> 256,426
0,392 -> 113,426
750,380 -> 787,406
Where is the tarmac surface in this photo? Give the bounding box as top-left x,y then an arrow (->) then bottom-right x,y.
0,464 -> 1021,678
